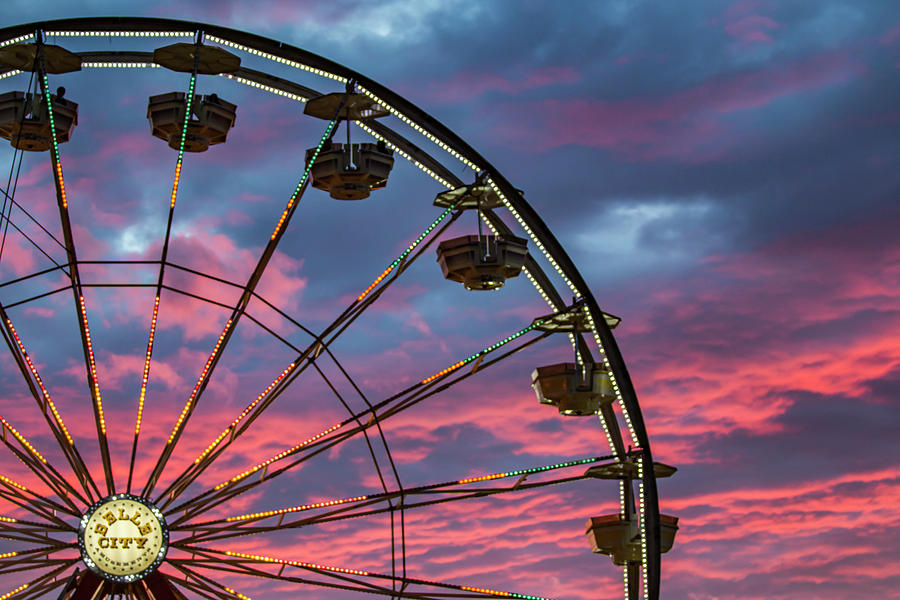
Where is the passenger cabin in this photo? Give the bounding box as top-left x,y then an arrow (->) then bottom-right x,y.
305,141 -> 394,200
147,92 -> 237,152
586,514 -> 679,565
532,362 -> 615,416
0,91 -> 78,151
436,234 -> 528,291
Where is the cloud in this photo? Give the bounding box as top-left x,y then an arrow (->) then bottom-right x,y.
482,49 -> 862,160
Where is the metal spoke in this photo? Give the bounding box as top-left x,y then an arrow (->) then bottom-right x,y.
0,185 -> 67,252
153,207 -> 461,507
36,38 -> 114,494
176,547 -> 556,600
0,478 -> 74,526
0,415 -> 85,513
0,209 -> 68,275
0,305 -> 100,502
127,43 -> 202,495
165,327 -> 551,524
174,460 -> 607,545
141,90 -> 348,499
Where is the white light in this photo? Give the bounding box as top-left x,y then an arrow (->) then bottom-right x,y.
0,34 -> 33,48
205,35 -> 347,83
45,31 -> 193,38
219,73 -> 308,102
82,62 -> 160,69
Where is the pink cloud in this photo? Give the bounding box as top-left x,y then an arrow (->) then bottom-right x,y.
23,306 -> 54,318
880,25 -> 900,46
710,1 -> 782,45
724,15 -> 782,44
485,49 -> 862,159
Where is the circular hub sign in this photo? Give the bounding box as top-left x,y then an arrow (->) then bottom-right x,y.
78,494 -> 168,582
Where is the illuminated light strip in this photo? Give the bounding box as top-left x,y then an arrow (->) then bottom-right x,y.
212,424 -> 342,490
458,457 -> 602,485
0,584 -> 27,600
356,84 -> 480,173
0,516 -> 16,523
54,163 -> 66,208
169,157 -> 182,208
45,30 -> 193,37
167,320 -> 233,446
193,362 -> 297,464
0,70 -> 22,80
420,360 -> 466,385
354,121 -> 453,188
222,588 -> 252,600
270,118 -> 338,240
356,204 -> 456,302
461,587 -> 510,597
224,551 -> 552,600
0,34 -> 33,48
0,551 -> 17,559
638,456 -> 648,600
420,320 -> 543,385
42,73 -> 69,209
223,456 -> 604,522
169,74 -> 197,208
77,296 -> 105,434
226,551 -> 369,576
5,319 -> 74,445
0,417 -> 47,463
0,475 -> 27,491
220,73 -> 308,102
135,296 -> 160,436
82,62 -> 161,69
204,35 -> 347,83
227,495 -> 368,521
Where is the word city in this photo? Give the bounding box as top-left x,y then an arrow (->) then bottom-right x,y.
92,507 -> 154,549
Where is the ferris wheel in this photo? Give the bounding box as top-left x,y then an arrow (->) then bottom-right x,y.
0,17 -> 677,600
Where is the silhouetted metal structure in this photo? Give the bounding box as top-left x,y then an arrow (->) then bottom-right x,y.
0,17 -> 675,600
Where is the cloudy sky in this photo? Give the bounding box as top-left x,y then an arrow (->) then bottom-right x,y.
0,2 -> 898,600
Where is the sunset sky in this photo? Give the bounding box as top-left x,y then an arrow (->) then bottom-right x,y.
0,2 -> 898,600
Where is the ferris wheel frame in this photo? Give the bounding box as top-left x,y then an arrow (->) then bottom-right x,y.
0,16 -> 668,600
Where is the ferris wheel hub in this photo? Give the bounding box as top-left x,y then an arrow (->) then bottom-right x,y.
77,494 -> 169,583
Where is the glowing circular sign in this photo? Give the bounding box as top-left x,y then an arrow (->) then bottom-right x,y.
78,494 -> 168,582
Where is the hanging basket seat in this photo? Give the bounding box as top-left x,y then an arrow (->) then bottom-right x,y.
436,234 -> 528,291
305,142 -> 394,200
532,362 -> 615,416
0,91 -> 78,152
147,92 -> 237,152
586,514 -> 678,565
